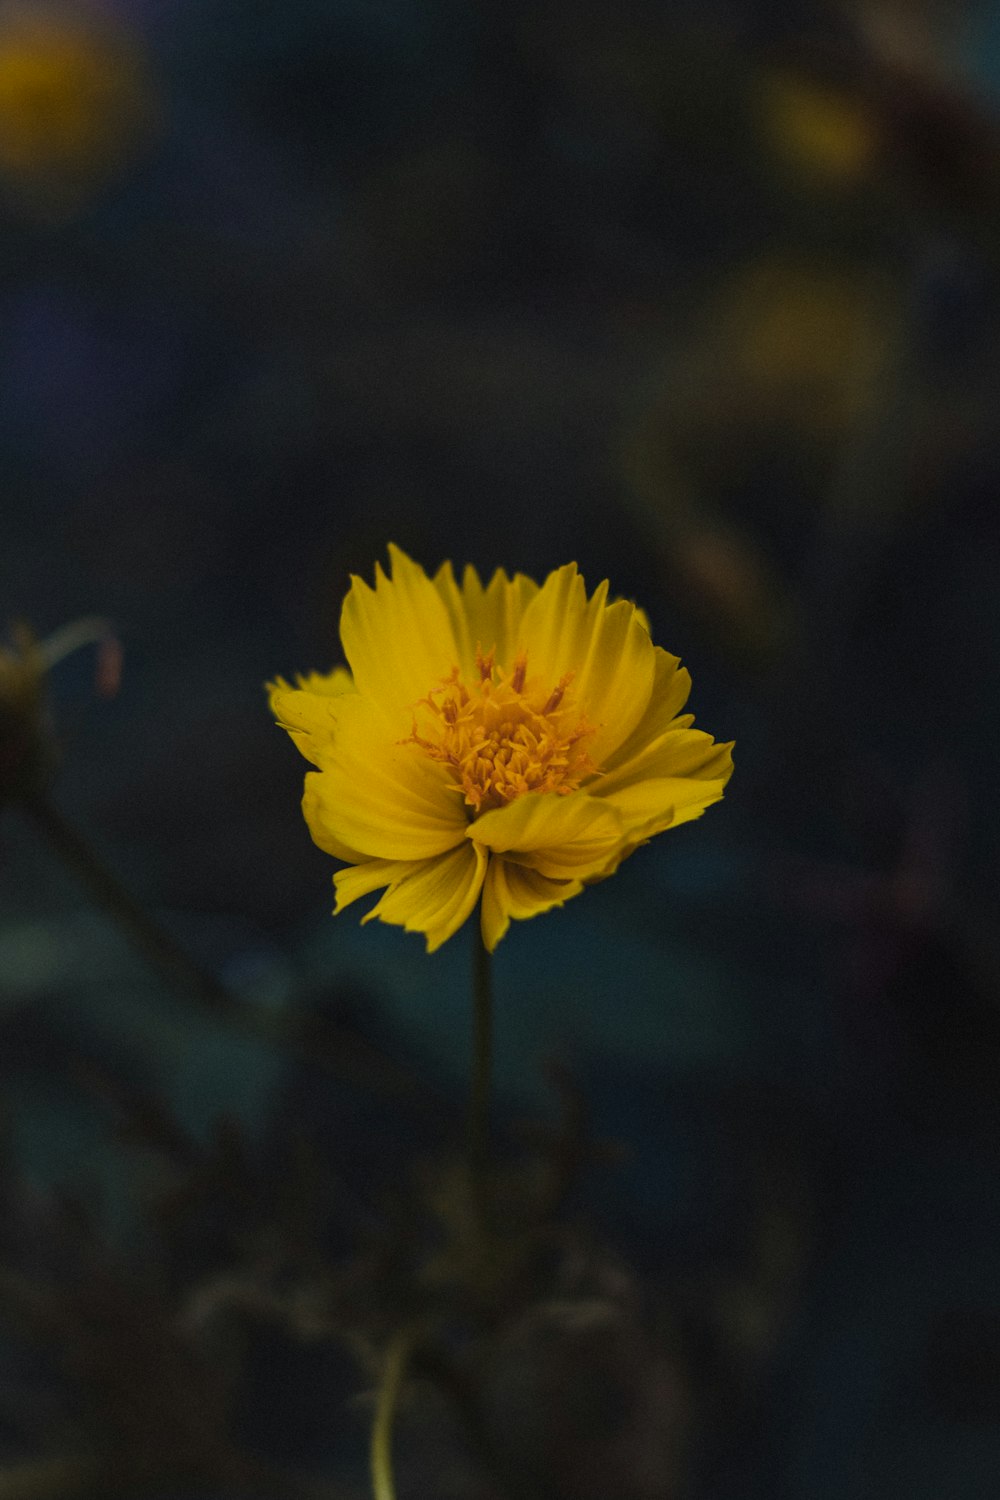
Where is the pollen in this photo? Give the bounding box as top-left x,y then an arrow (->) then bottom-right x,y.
407,650 -> 598,814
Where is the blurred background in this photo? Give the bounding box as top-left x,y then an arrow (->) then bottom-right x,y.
2,0 -> 1000,1495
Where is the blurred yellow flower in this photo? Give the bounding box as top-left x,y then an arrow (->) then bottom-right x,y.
0,7 -> 152,219
720,258 -> 892,434
759,69 -> 878,186
270,547 -> 732,953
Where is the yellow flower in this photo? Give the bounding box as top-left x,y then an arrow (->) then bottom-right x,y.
269,547 -> 733,953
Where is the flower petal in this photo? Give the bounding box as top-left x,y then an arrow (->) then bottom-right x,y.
594,724 -> 733,866
598,647 -> 693,778
302,694 -> 468,860
340,544 -> 461,720
480,856 -> 583,951
301,774 -> 371,864
517,564 -> 655,764
268,675 -> 355,767
595,724 -> 735,801
333,857 -> 419,910
433,561 -> 540,677
361,841 -> 488,953
292,667 -> 355,697
601,773 -> 729,840
470,791 -> 624,880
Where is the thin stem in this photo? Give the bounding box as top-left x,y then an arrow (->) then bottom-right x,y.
370,1326 -> 420,1500
467,929 -> 493,1186
23,793 -> 237,1017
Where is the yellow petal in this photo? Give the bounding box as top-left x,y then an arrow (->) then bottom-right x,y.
480,856 -> 583,951
602,773 -> 729,841
268,679 -> 356,767
598,646 -> 693,778
517,564 -> 655,764
302,773 -> 370,863
334,857 -> 425,911
433,560 -> 540,678
470,791 -> 624,880
339,544 -> 460,720
362,841 -> 488,952
293,667 -> 354,697
596,725 -> 735,800
302,694 -> 468,860
595,725 -> 733,863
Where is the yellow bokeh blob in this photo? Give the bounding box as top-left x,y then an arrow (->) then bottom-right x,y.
0,6 -> 154,219
759,68 -> 879,186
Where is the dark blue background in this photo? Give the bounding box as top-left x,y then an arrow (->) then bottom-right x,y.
3,1 -> 1000,1495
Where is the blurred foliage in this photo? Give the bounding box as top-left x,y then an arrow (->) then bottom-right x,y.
757,68 -> 880,187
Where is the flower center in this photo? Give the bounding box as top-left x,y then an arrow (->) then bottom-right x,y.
407,647 -> 598,814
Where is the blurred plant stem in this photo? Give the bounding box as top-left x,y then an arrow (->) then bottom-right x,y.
365,942 -> 495,1499
24,791 -> 237,1016
370,1324 -> 421,1500
21,791 -> 437,1110
467,932 -> 493,1199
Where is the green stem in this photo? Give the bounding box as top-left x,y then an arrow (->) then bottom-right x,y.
370,1326 -> 420,1500
467,930 -> 493,1188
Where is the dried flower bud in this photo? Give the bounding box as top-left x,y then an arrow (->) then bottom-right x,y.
0,615 -> 118,807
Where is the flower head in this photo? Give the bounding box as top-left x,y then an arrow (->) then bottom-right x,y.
269,547 -> 733,952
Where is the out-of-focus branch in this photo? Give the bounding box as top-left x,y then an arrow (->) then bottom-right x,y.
21,792 -> 441,1113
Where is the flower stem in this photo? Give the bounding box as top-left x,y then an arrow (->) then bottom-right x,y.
467,930 -> 493,1190
370,1326 -> 420,1500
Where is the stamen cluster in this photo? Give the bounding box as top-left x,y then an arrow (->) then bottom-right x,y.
408,648 -> 597,814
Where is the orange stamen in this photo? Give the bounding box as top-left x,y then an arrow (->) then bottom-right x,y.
542,672 -> 573,715
475,645 -> 495,682
406,654 -> 597,813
